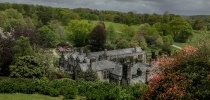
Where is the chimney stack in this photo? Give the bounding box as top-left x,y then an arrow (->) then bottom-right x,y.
73,48 -> 77,52
79,48 -> 83,55
145,69 -> 150,84
90,57 -> 96,71
134,47 -> 138,52
121,63 -> 132,85
104,49 -> 107,60
99,55 -> 102,61
86,50 -> 91,57
104,49 -> 107,56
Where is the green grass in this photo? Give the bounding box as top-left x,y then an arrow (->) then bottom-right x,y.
90,20 -> 139,32
173,42 -> 187,48
0,93 -> 63,100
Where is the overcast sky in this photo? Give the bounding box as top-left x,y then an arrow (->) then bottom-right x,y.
0,0 -> 210,15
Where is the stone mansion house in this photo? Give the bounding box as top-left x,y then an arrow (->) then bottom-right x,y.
59,47 -> 152,85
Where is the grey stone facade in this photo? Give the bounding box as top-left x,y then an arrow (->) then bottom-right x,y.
59,47 -> 151,85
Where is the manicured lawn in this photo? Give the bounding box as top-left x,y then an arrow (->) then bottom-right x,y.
173,42 -> 187,48
0,93 -> 62,100
90,20 -> 139,32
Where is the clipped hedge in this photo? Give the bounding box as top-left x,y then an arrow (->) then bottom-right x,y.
0,78 -> 35,94
76,79 -> 148,100
0,78 -> 77,99
0,77 -> 148,100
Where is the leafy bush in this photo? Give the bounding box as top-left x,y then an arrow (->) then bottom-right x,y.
49,88 -> 59,97
50,78 -> 76,95
0,78 -> 36,93
10,56 -> 45,78
63,86 -> 78,100
0,78 -> 16,93
34,79 -> 51,95
174,30 -> 193,43
0,77 -> 148,99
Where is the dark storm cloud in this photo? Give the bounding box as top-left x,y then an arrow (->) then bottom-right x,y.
0,0 -> 210,15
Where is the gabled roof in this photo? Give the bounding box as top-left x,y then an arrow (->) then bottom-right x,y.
70,52 -> 79,60
64,53 -> 71,60
76,54 -> 86,62
83,57 -> 90,63
79,63 -> 89,72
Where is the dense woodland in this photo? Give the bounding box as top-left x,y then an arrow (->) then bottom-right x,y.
0,2 -> 210,99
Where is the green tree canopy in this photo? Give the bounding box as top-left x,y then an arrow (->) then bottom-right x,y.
133,33 -> 147,50
121,25 -> 136,39
67,20 -> 92,47
89,22 -> 107,51
0,35 -> 15,76
10,55 -> 44,78
49,20 -> 67,41
106,24 -> 115,40
60,9 -> 80,26
13,36 -> 35,60
3,8 -> 25,32
116,39 -> 130,49
38,25 -> 58,48
169,17 -> 193,42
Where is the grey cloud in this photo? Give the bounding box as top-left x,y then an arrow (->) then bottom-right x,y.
0,0 -> 210,15
114,0 -> 139,2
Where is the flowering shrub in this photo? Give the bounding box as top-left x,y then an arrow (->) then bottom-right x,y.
145,45 -> 198,100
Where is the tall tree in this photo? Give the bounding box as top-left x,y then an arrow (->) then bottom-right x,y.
13,36 -> 35,60
60,9 -> 80,26
106,24 -> 115,40
0,11 -> 6,27
89,22 -> 107,51
116,39 -> 130,49
193,19 -> 207,30
10,55 -> 45,78
66,20 -> 92,47
10,36 -> 45,78
49,20 -> 67,41
3,8 -> 25,32
38,25 -> 58,48
133,33 -> 147,50
0,34 -> 15,76
121,25 -> 136,39
169,17 -> 193,42
162,12 -> 170,23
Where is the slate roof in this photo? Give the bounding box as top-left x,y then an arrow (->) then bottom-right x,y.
76,54 -> 86,62
70,52 -> 79,60
131,75 -> 146,84
132,63 -> 150,75
77,60 -> 117,72
64,47 -> 144,63
110,63 -> 123,76
131,63 -> 152,84
95,60 -> 116,71
79,63 -> 89,72
89,51 -> 104,58
83,57 -> 90,64
90,47 -> 143,57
